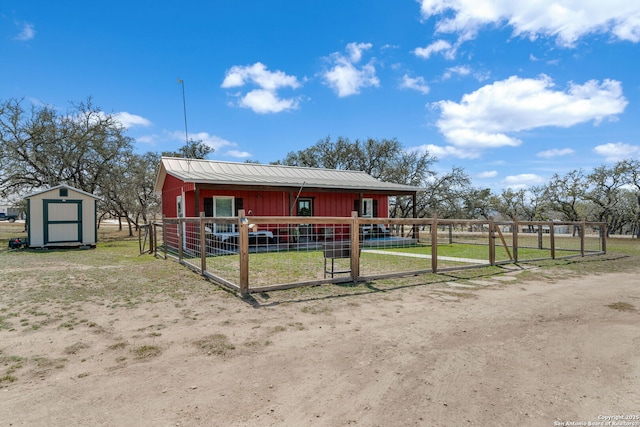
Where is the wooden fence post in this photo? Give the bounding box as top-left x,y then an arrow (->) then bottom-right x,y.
200,212 -> 207,274
151,222 -> 155,254
489,217 -> 496,266
238,209 -> 249,298
512,219 -> 519,263
350,211 -> 360,282
162,215 -> 167,259
581,220 -> 586,256
178,218 -> 184,262
549,222 -> 556,259
431,214 -> 438,273
538,224 -> 543,250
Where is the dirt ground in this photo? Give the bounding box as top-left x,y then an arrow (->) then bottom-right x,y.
1,262 -> 639,426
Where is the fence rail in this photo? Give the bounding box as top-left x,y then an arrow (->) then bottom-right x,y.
147,211 -> 606,297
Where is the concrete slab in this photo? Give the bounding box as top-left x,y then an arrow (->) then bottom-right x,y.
491,276 -> 518,282
446,282 -> 477,289
467,280 -> 495,287
432,288 -> 471,294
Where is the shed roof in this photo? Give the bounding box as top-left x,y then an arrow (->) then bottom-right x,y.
24,184 -> 101,200
154,157 -> 420,194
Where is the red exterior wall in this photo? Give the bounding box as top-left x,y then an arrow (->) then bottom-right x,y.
160,179 -> 390,219
160,176 -> 395,245
194,189 -> 388,218
161,174 -> 185,217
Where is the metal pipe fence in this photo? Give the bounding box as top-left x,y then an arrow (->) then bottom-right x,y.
149,211 -> 606,297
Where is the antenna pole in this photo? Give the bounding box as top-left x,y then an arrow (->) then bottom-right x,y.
178,78 -> 189,145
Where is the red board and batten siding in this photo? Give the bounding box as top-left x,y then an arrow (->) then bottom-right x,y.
190,189 -> 388,218
161,177 -> 388,218
161,174 -> 186,217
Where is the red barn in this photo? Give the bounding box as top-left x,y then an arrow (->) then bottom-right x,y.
154,157 -> 419,232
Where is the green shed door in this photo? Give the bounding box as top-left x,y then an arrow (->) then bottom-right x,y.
43,200 -> 83,244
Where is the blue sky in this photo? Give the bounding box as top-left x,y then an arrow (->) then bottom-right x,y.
2,1 -> 639,191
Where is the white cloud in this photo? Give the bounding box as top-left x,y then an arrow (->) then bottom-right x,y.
502,173 -> 546,190
410,143 -> 481,159
322,43 -> 380,97
221,62 -> 300,91
114,112 -> 152,128
442,65 -> 471,80
345,42 -> 372,63
191,132 -> 237,151
418,0 -> 640,47
431,75 -> 627,156
221,62 -> 301,114
170,131 -> 239,153
134,134 -> 158,145
15,22 -> 35,41
593,142 -> 640,162
413,39 -> 457,60
537,148 -> 575,158
224,149 -> 252,158
239,89 -> 299,114
478,170 -> 498,178
400,74 -> 430,94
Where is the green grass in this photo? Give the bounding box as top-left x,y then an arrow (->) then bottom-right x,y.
199,237 -> 604,286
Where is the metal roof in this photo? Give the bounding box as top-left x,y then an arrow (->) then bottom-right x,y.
154,157 -> 419,194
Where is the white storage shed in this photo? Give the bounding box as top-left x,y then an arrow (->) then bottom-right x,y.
25,185 -> 100,248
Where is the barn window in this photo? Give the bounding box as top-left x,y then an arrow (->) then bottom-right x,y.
59,188 -> 68,197
297,198 -> 313,216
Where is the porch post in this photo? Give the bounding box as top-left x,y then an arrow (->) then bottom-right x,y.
194,186 -> 200,218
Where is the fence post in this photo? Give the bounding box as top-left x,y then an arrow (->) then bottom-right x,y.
431,214 -> 438,273
538,224 -> 543,249
512,219 -> 519,263
162,215 -> 167,259
200,212 -> 207,274
581,220 -> 586,256
549,222 -> 556,259
178,218 -> 184,262
489,217 -> 496,266
152,222 -> 158,256
238,209 -> 249,298
448,223 -> 453,244
350,211 -> 360,282
149,222 -> 154,254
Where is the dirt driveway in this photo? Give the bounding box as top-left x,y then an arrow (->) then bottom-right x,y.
1,262 -> 639,426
